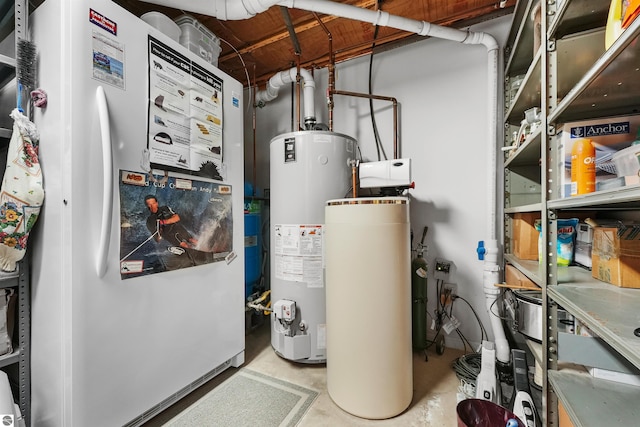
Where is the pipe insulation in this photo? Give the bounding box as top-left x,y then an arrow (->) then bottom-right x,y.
138,0 -> 508,363
255,67 -> 316,126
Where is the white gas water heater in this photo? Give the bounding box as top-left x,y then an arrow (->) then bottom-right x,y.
270,130 -> 355,363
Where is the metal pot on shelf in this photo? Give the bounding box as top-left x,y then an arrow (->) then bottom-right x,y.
504,289 -> 574,343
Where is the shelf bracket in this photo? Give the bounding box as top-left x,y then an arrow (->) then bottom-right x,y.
547,39 -> 556,52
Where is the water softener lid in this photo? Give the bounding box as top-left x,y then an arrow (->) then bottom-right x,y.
326,197 -> 408,206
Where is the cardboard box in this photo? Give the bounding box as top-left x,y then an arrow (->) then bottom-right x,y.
591,226 -> 640,288
558,401 -> 574,427
505,264 -> 539,289
556,114 -> 640,198
575,319 -> 595,337
511,213 -> 539,260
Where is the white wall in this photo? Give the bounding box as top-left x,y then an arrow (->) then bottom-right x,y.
244,14 -> 512,351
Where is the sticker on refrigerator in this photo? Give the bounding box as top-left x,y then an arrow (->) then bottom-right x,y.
91,31 -> 125,89
89,8 -> 117,35
274,224 -> 324,287
120,260 -> 143,274
119,170 -> 233,280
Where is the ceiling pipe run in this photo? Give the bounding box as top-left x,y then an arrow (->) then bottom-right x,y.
138,0 -> 508,365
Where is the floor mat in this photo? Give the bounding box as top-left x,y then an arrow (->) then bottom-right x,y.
164,368 -> 319,427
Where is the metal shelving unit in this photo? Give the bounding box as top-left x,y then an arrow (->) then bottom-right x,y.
0,0 -> 31,424
548,370 -> 640,425
504,1 -> 640,426
0,262 -> 30,425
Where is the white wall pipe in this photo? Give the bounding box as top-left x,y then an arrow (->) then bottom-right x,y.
280,0 -> 498,49
138,0 -> 508,363
138,0 -> 276,19
479,239 -> 508,364
255,67 -> 317,127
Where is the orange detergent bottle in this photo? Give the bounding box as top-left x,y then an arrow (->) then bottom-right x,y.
571,138 -> 596,195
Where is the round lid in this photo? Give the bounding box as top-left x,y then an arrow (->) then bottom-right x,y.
326,197 -> 408,206
513,289 -> 542,304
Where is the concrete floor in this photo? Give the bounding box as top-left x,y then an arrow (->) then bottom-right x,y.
143,318 -> 465,426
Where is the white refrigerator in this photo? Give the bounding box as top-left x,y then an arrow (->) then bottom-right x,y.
23,1 -> 245,425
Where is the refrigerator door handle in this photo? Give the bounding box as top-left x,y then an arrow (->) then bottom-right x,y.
96,86 -> 113,278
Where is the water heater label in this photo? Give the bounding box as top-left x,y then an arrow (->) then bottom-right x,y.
284,137 -> 296,163
274,224 -> 324,286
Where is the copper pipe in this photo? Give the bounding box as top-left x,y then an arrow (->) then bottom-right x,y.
296,55 -> 301,130
313,12 -> 334,131
331,90 -> 399,159
252,64 -> 257,196
351,162 -> 358,198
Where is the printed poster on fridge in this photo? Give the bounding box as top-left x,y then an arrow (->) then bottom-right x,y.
147,36 -> 224,181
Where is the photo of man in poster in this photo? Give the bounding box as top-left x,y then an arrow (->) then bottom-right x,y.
119,171 -> 233,279
144,195 -> 198,249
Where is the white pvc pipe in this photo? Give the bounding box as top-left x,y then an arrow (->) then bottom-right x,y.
255,67 -> 316,126
280,0 -> 496,48
481,239 -> 509,364
138,0 -> 508,363
137,0 -> 275,19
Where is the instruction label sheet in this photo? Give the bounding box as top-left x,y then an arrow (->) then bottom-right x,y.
147,36 -> 224,180
274,224 -> 324,287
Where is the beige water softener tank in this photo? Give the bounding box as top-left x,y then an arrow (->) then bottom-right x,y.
324,197 -> 413,419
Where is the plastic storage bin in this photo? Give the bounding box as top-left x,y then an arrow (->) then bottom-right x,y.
174,15 -> 221,66
612,144 -> 640,177
141,12 -> 181,42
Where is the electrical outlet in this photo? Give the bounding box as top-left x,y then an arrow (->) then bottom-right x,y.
434,258 -> 453,280
440,283 -> 457,306
435,260 -> 451,273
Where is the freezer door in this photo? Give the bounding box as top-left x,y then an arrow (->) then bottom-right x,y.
29,1 -> 245,426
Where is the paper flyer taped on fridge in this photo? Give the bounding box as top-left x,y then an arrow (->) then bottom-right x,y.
118,170 -> 233,279
147,36 -> 223,180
